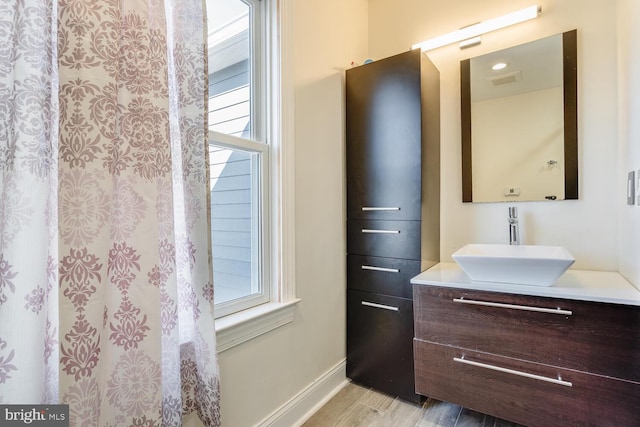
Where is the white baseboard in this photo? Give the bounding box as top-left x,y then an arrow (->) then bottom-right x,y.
256,359 -> 348,427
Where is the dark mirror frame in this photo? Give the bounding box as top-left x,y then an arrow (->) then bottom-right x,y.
461,29 -> 578,203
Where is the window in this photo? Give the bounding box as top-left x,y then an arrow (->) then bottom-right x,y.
207,0 -> 297,350
207,0 -> 269,318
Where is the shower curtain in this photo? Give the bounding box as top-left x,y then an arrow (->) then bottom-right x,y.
0,0 -> 220,425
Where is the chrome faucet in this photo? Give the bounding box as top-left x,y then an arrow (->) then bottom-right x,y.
508,207 -> 519,245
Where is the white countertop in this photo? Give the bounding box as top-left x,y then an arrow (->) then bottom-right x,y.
411,262 -> 640,306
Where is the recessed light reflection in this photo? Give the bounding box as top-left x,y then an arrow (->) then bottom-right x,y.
492,62 -> 508,71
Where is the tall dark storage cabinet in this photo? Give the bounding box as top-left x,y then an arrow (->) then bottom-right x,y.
345,49 -> 440,403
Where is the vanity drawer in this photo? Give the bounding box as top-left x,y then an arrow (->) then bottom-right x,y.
413,286 -> 640,382
414,339 -> 640,427
347,219 -> 421,259
347,255 -> 420,298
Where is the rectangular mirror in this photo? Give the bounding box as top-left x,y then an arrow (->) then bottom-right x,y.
461,29 -> 577,203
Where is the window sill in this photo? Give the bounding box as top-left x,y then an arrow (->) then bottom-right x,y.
215,298 -> 301,352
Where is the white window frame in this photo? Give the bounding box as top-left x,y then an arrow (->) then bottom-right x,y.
211,0 -> 299,351
209,133 -> 270,318
209,0 -> 267,318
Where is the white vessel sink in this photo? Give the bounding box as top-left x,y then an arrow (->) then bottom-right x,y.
452,244 -> 575,286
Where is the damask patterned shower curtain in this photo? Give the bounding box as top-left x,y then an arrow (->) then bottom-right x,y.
0,0 -> 220,425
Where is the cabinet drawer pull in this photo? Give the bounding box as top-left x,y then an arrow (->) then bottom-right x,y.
361,265 -> 400,273
361,229 -> 400,234
361,207 -> 401,211
453,356 -> 573,387
361,301 -> 399,311
453,297 -> 572,316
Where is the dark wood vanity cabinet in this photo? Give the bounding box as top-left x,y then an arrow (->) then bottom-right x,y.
413,285 -> 640,426
345,49 -> 440,403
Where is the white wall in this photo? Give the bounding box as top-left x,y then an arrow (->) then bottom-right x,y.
617,0 -> 640,288
216,0 -> 368,425
368,0 -> 619,271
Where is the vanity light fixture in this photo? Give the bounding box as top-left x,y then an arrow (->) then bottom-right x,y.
411,5 -> 541,52
459,36 -> 482,49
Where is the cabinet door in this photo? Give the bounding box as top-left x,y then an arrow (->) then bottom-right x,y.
347,219 -> 421,260
346,289 -> 420,403
414,339 -> 640,427
347,255 -> 420,299
346,50 -> 423,221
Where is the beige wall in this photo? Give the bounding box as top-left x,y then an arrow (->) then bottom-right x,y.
369,0 -> 619,270
216,0 -> 368,425
471,87 -> 565,202
617,0 -> 640,287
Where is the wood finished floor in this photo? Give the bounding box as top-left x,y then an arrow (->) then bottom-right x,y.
303,383 -> 526,427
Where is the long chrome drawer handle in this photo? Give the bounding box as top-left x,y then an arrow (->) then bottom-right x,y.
361,229 -> 400,234
361,265 -> 400,273
453,356 -> 573,387
453,297 -> 572,316
361,207 -> 400,211
361,301 -> 399,311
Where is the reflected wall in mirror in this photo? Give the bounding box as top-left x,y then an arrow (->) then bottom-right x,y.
461,30 -> 577,203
